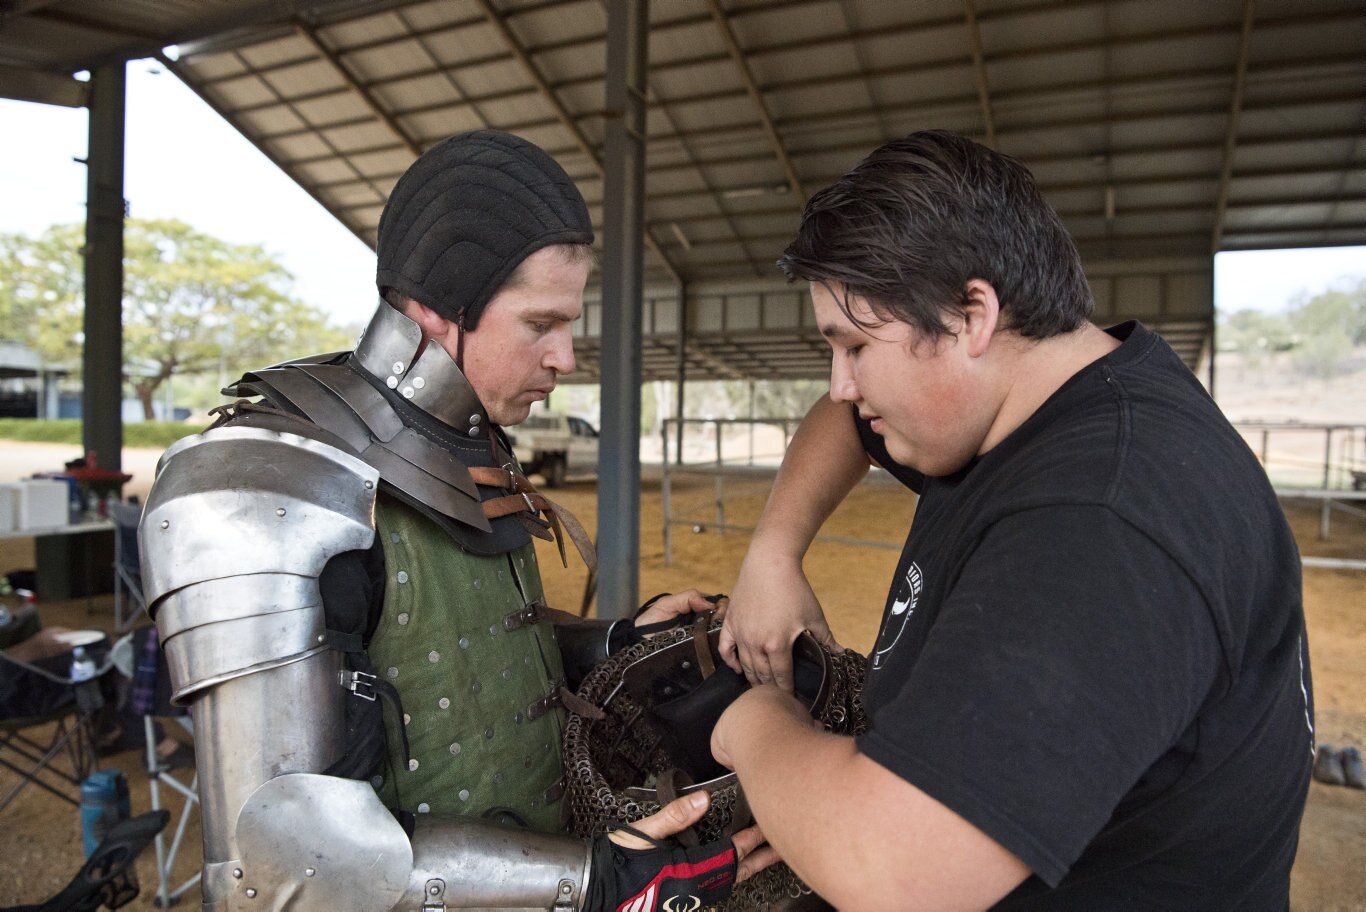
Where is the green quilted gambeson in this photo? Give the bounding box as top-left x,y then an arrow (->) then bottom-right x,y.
367,496 -> 567,833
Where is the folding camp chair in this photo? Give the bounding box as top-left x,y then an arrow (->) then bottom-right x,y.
0,809 -> 169,912
132,625 -> 201,906
109,502 -> 145,635
0,629 -> 112,813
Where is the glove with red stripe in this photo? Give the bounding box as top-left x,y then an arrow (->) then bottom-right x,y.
584,823 -> 738,912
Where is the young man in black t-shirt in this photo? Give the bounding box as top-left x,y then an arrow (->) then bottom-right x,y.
712,131 -> 1313,910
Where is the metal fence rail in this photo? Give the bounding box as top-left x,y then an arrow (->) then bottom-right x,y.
656,418 -> 1366,567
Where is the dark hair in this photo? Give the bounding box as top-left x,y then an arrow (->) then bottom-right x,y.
778,130 -> 1093,339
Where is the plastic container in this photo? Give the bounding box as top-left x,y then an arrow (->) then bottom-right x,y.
80,769 -> 131,857
70,645 -> 104,714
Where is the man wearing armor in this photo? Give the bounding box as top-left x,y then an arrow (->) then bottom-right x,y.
140,130 -> 771,912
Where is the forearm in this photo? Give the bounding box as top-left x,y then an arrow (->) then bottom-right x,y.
720,690 -> 1030,911
722,695 -> 892,908
750,395 -> 870,561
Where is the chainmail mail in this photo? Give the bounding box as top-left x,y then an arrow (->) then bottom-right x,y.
563,620 -> 867,910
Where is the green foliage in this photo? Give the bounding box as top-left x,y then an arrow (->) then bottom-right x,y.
0,418 -> 205,448
1220,278 -> 1365,377
1,219 -> 353,419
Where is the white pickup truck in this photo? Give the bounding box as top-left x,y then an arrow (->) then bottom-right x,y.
510,412 -> 599,487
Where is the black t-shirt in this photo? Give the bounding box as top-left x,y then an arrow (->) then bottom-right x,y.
853,322 -> 1313,910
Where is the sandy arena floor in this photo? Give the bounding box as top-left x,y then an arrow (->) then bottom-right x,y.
0,446 -> 1362,909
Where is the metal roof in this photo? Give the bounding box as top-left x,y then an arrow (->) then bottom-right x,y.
3,0 -> 1364,378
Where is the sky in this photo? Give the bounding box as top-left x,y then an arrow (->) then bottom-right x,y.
1,57 -> 1362,328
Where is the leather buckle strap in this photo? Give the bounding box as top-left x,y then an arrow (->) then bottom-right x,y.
503,601 -> 543,632
528,682 -> 606,722
339,669 -> 377,701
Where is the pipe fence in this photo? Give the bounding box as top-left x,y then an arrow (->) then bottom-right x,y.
654,418 -> 1366,567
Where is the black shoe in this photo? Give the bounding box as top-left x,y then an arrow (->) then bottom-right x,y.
1341,746 -> 1365,789
1313,744 -> 1345,786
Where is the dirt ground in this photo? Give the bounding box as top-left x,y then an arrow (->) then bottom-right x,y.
0,445 -> 1363,909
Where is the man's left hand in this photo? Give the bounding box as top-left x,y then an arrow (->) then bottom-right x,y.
634,588 -> 723,628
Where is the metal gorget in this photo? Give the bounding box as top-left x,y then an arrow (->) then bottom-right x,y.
224,301 -> 538,555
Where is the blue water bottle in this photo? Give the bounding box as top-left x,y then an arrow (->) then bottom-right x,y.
80,769 -> 131,856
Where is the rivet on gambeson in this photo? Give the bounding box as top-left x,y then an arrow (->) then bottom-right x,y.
470,681 -> 481,694
408,759 -> 419,771
501,668 -> 512,680
458,789 -> 470,801
387,667 -> 399,679
397,570 -> 409,584
485,726 -> 495,740
488,624 -> 499,636
472,579 -> 482,590
450,743 -> 462,756
428,650 -> 440,663
390,532 -> 401,543
397,612 -> 410,625
417,803 -> 430,813
493,772 -> 504,785
438,697 -> 451,709
459,637 -> 470,650
402,713 -> 411,725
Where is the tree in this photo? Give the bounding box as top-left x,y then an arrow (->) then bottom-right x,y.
0,219 -> 353,419
1286,279 -> 1366,378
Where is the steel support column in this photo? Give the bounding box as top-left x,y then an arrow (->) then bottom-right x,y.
82,62 -> 126,472
675,282 -> 687,466
597,0 -> 649,618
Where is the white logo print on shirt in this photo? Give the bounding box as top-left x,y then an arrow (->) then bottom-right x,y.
873,561 -> 922,670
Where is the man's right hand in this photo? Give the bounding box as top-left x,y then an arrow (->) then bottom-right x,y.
719,547 -> 842,692
585,791 -> 777,912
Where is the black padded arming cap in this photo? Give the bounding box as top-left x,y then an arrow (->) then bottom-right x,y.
376,130 -> 593,330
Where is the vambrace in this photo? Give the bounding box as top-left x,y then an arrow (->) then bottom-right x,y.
234,774 -> 591,912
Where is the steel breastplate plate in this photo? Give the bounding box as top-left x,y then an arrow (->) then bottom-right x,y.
227,353 -> 533,556
367,495 -> 568,834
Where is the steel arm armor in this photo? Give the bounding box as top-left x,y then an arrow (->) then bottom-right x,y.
141,428 -> 591,911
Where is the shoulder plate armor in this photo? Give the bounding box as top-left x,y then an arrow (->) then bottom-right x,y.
224,301 -> 545,556
140,426 -> 379,702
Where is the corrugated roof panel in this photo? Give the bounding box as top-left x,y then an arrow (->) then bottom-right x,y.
236,34 -> 313,71
649,19 -> 724,67
534,42 -> 607,84
440,57 -> 533,97
264,132 -> 334,161
343,39 -> 445,82
208,74 -> 279,109
182,50 -> 248,82
261,60 -> 347,100
320,11 -> 412,49
237,107 -> 308,137
649,58 -> 743,102
398,106 -> 489,139
294,158 -> 366,186
506,0 -> 602,47
318,120 -> 397,153
420,22 -> 513,69
323,182 -> 387,209
348,146 -> 416,176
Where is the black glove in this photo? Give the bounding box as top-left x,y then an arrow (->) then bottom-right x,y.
583,824 -> 738,912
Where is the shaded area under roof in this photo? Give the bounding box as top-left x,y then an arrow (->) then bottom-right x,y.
3,0 -> 1364,380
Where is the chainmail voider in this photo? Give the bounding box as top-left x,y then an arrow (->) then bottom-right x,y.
563,621 -> 867,910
